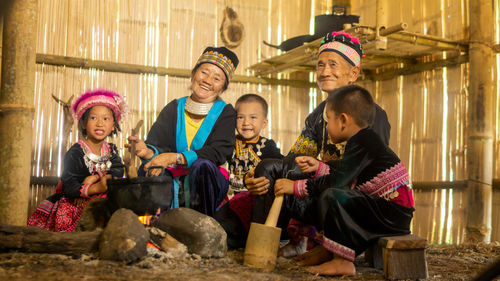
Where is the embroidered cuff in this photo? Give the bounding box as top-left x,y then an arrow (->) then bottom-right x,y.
182,150 -> 198,168
294,179 -> 309,198
80,183 -> 91,198
141,144 -> 159,164
321,236 -> 356,262
313,161 -> 330,178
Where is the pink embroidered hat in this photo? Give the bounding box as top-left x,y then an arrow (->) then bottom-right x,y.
318,31 -> 364,67
72,89 -> 129,123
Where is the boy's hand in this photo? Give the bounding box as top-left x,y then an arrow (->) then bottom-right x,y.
275,179 -> 294,195
144,153 -> 176,176
245,170 -> 270,195
126,135 -> 153,159
295,156 -> 319,174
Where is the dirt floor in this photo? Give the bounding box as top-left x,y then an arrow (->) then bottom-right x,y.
1,242 -> 500,281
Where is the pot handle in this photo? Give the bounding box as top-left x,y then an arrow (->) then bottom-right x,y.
332,5 -> 346,16
147,166 -> 166,177
110,163 -> 129,179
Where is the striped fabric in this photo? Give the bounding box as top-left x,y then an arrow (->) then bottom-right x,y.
318,41 -> 361,67
197,50 -> 236,80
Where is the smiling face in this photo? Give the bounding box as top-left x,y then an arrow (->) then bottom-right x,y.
82,105 -> 116,144
191,63 -> 227,103
316,51 -> 360,92
236,101 -> 268,142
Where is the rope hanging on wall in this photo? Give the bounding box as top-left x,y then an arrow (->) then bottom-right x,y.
220,7 -> 244,49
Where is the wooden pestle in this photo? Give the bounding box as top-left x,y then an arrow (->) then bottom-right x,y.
243,194 -> 284,271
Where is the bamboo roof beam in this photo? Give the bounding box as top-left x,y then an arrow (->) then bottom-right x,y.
362,54 -> 468,81
386,32 -> 467,52
36,54 -> 317,89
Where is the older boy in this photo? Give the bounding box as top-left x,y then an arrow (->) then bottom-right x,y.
273,85 -> 414,276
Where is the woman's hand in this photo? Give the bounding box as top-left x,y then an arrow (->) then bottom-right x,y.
295,156 -> 320,174
126,135 -> 154,159
274,179 -> 295,196
144,153 -> 176,176
244,170 -> 270,195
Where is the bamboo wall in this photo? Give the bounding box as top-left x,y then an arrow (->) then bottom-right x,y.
26,0 -> 500,243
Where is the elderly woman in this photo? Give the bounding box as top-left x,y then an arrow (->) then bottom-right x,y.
128,46 -> 238,216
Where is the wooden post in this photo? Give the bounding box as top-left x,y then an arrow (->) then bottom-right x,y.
375,0 -> 388,50
466,0 -> 493,242
0,0 -> 37,225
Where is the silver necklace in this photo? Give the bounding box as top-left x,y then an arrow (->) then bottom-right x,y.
83,149 -> 112,174
185,96 -> 214,115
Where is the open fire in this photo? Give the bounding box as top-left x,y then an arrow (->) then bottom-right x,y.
137,208 -> 161,226
137,208 -> 162,252
137,214 -> 152,225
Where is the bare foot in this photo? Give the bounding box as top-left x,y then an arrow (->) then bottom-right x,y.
294,245 -> 332,266
306,257 -> 356,276
278,237 -> 307,258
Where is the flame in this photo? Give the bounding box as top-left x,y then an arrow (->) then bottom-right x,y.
147,242 -> 160,250
137,208 -> 161,226
138,214 -> 152,225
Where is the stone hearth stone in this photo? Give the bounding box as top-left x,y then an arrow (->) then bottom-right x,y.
156,208 -> 227,258
99,208 -> 150,262
147,227 -> 188,259
76,197 -> 112,231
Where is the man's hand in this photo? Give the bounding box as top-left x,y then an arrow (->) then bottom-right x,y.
144,153 -> 176,176
245,170 -> 270,195
275,179 -> 295,195
295,156 -> 320,174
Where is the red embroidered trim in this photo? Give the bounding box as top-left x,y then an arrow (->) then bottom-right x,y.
356,162 -> 410,200
80,183 -> 91,198
313,161 -> 330,178
321,236 -> 356,262
294,179 -> 309,198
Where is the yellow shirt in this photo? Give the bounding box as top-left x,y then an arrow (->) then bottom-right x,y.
185,112 -> 205,149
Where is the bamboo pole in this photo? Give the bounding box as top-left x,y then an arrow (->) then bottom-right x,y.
0,0 -> 37,225
362,54 -> 468,81
36,54 -> 317,89
466,0 -> 493,243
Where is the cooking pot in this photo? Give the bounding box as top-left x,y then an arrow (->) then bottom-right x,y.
107,165 -> 173,216
262,5 -> 359,52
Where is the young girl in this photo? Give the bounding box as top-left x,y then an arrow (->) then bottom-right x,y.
27,89 -> 128,232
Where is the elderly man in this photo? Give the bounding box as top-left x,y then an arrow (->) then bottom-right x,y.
247,31 -> 390,212
214,31 -> 391,252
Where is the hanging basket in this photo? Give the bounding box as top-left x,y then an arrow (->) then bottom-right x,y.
220,7 -> 245,49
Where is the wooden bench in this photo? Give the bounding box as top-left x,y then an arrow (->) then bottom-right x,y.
365,234 -> 428,280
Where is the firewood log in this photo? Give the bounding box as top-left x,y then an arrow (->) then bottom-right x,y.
0,223 -> 102,254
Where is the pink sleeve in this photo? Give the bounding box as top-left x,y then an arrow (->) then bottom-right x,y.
294,179 -> 309,198
313,161 -> 330,178
80,183 -> 91,198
